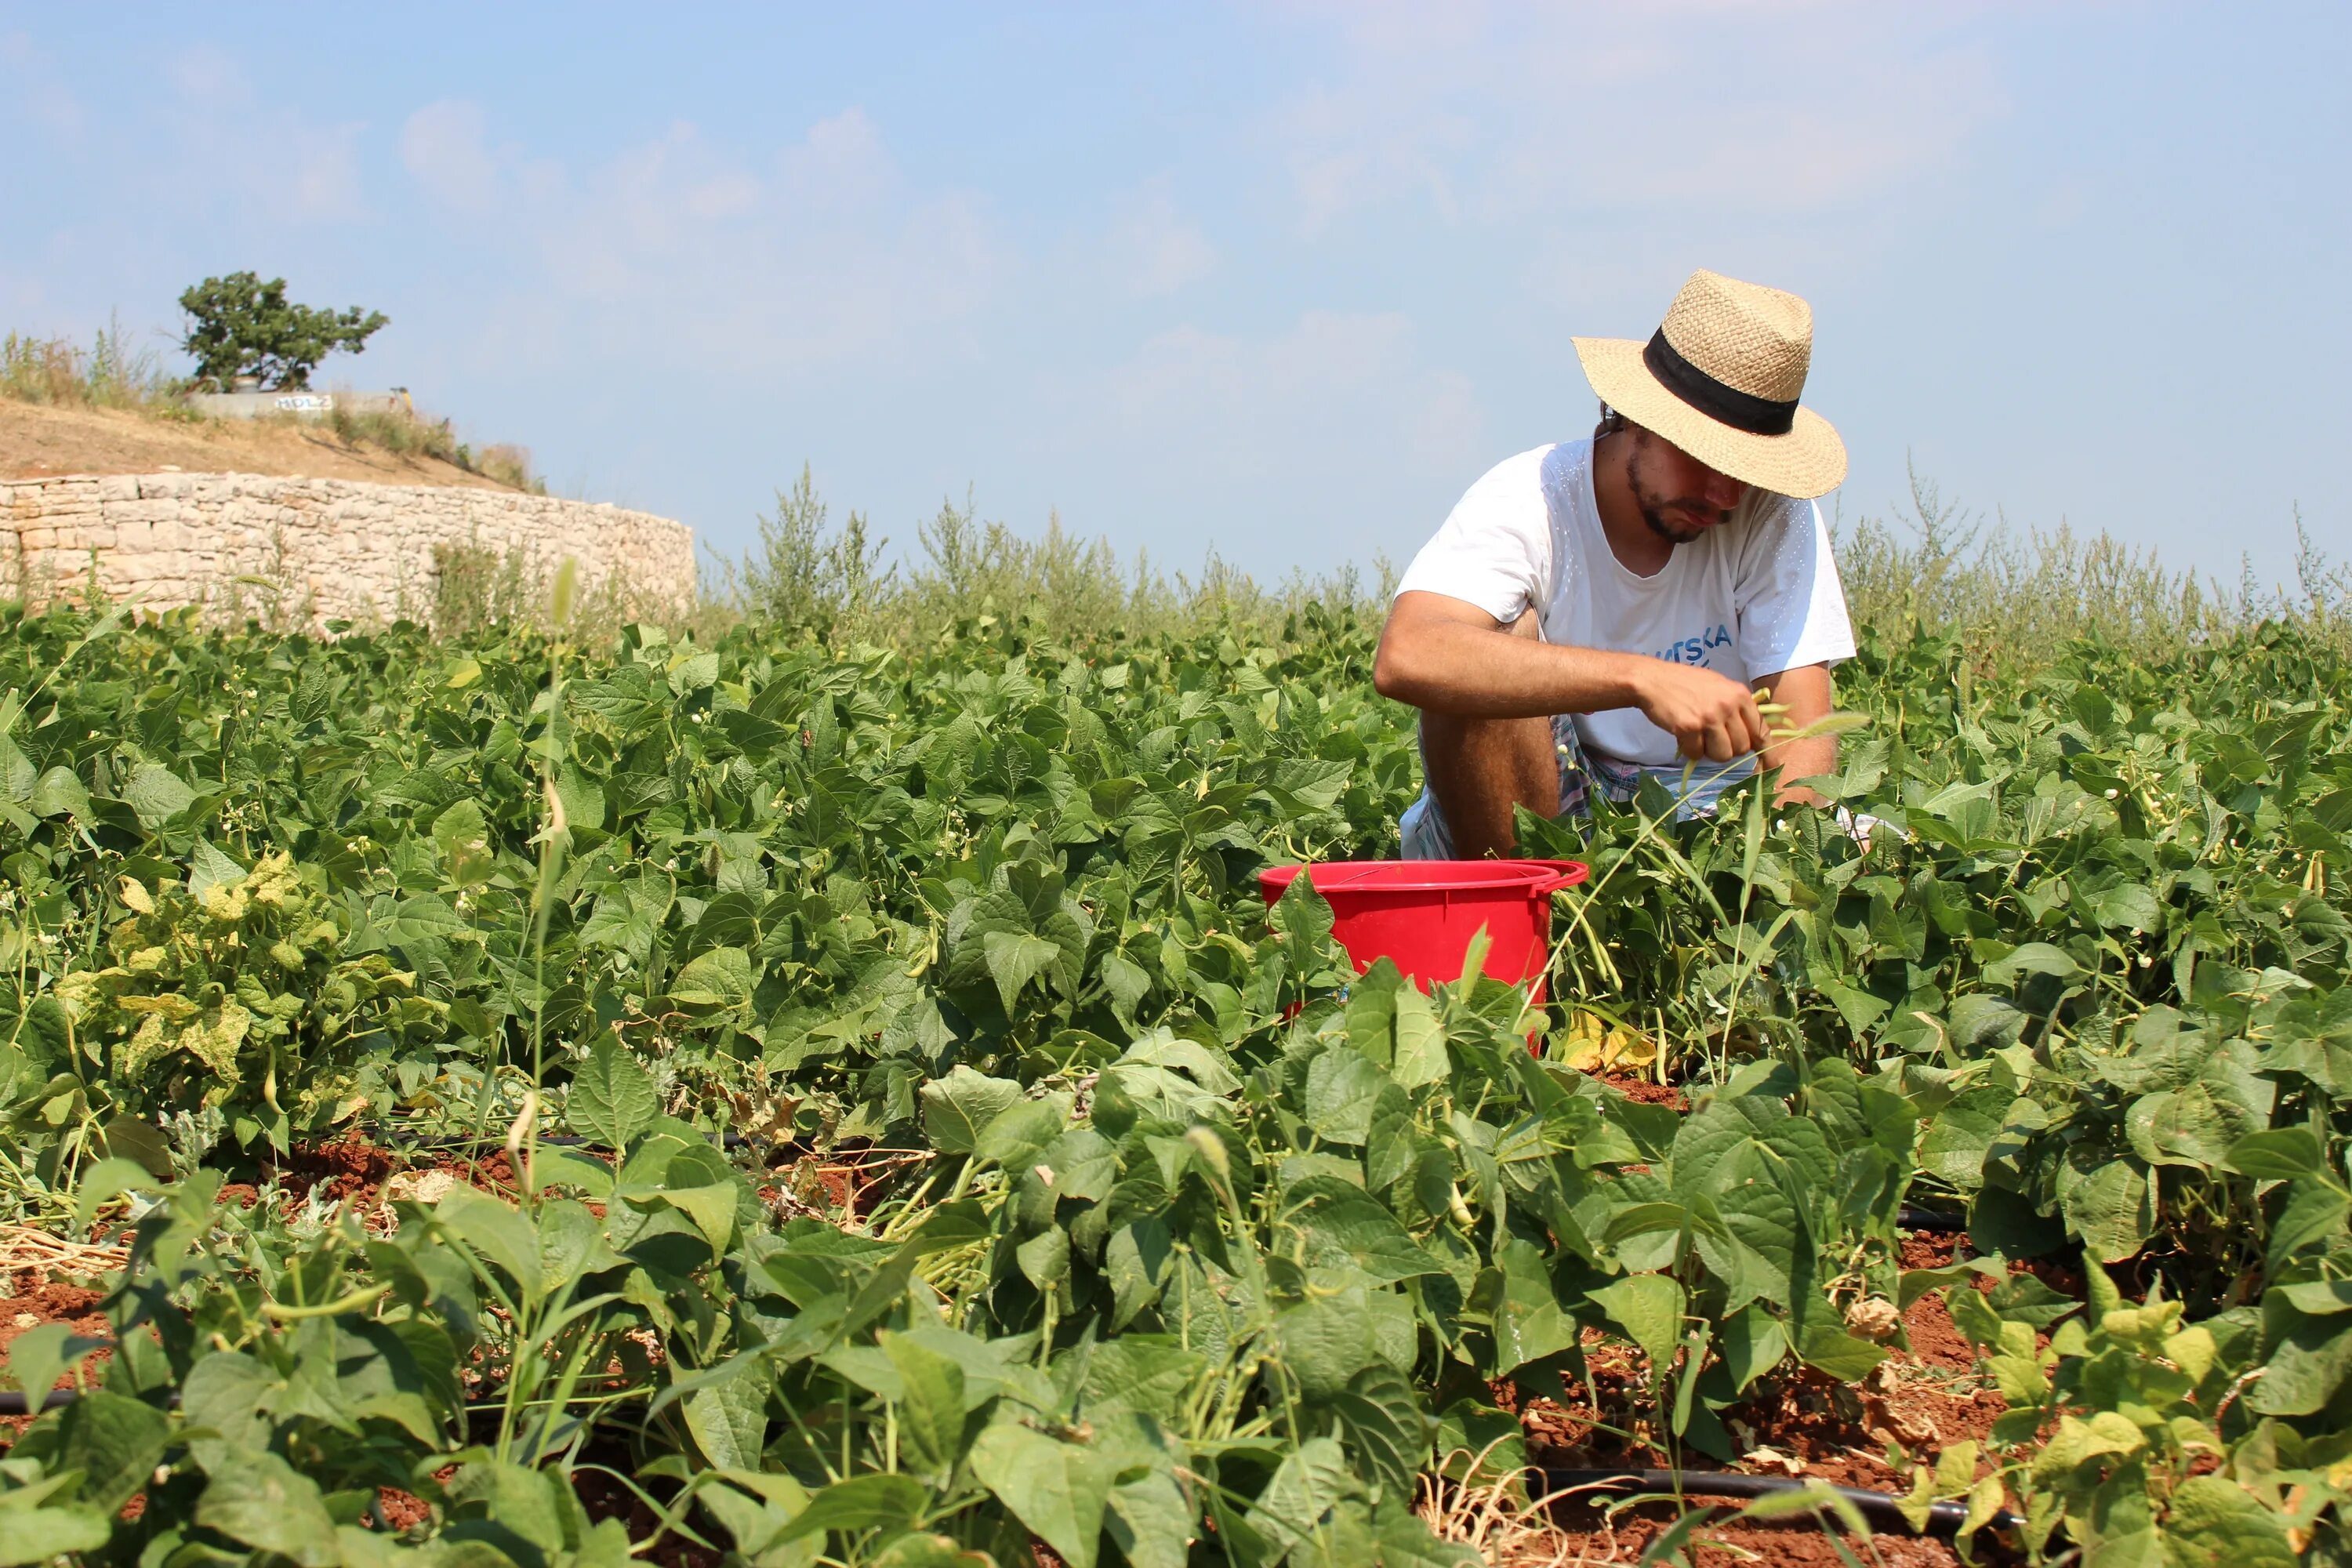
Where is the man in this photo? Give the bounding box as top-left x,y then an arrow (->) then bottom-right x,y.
1374,269 -> 1854,859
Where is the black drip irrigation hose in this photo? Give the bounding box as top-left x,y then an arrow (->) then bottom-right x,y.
293,1112 -> 1978,1220
328,1125 -> 880,1156
1540,1468 -> 2022,1540
0,1388 -> 89,1415
354,1128 -> 717,1152
5,1389 -> 2026,1546
356,1131 -> 1978,1225
356,1126 -> 1976,1211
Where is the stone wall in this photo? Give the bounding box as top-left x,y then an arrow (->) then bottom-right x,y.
0,472 -> 696,630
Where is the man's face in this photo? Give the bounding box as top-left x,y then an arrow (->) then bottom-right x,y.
1624,427 -> 1748,544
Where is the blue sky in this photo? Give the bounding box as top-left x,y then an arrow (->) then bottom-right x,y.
4,3 -> 2346,592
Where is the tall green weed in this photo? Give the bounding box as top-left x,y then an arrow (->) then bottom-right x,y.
1834,464 -> 2352,669
324,403 -> 543,491
731,463 -> 2343,666
0,321 -> 187,414
724,466 -> 1391,648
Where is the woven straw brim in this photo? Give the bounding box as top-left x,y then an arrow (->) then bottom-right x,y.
1573,336 -> 1847,499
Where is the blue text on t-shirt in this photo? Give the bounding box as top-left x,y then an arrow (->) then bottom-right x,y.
1652,623 -> 1733,666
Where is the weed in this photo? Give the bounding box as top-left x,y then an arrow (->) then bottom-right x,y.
432,533 -> 698,642
0,318 -> 187,414
722,466 -> 1396,647
325,403 -> 546,491
1834,460 -> 2350,668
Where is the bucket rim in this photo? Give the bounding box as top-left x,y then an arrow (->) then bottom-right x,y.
1259,858 -> 1589,895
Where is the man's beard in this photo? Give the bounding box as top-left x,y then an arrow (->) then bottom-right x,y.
1621,430 -> 1735,543
1632,481 -> 1730,544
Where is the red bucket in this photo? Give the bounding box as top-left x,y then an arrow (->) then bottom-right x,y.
1258,859 -> 1588,996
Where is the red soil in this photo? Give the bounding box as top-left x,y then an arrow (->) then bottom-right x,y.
1530,1491 -> 1969,1567
1592,1072 -> 1689,1109
0,1277 -> 114,1439
0,1279 -> 108,1352
375,1487 -> 432,1532
267,1140 -> 524,1214
1483,1229 -> 2025,1566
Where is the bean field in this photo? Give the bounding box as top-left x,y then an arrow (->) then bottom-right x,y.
0,594 -> 2347,1566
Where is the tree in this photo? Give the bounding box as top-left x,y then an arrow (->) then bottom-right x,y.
177,273 -> 389,390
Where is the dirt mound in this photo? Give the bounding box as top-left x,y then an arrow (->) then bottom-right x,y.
0,399 -> 514,488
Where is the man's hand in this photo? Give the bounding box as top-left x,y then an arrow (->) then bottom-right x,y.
1633,662 -> 1769,762
1377,592 -> 1775,762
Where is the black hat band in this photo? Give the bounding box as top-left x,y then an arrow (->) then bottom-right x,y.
1642,328 -> 1799,437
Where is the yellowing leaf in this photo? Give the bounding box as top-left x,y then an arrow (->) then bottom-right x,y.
118,994 -> 201,1021
199,883 -> 249,924
179,1000 -> 253,1079
2165,1326 -> 2217,1385
1559,1010 -> 1657,1073
123,1000 -> 252,1086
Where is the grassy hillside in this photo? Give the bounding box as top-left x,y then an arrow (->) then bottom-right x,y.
1,327 -> 536,491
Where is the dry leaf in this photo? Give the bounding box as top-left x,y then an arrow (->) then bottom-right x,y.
1559,1010 -> 1658,1073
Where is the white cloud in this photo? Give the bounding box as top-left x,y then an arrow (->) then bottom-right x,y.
166,42 -> 247,107
286,132 -> 368,223
1035,308 -> 1489,570
1279,80 -> 1472,235
401,100 -> 499,212
153,42 -> 370,223
1105,179 -> 1218,296
776,107 -> 895,205
1,31 -> 83,139
685,171 -> 760,220
1102,310 -> 1483,479
1265,2 -> 2003,234
404,107 -> 1004,379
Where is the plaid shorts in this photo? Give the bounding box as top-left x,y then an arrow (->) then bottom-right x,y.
1398,716 -> 1751,859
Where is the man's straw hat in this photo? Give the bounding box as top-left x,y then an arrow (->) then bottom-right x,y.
1573,270 -> 1846,499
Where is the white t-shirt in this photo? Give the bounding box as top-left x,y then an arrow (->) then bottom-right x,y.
1393,440 -> 1856,768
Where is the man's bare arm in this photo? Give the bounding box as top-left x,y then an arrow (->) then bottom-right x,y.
1750,662 -> 1836,807
1374,591 -> 1654,717
1374,590 -> 1770,762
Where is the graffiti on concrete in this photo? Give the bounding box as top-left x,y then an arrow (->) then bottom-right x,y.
185,390 -> 414,422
